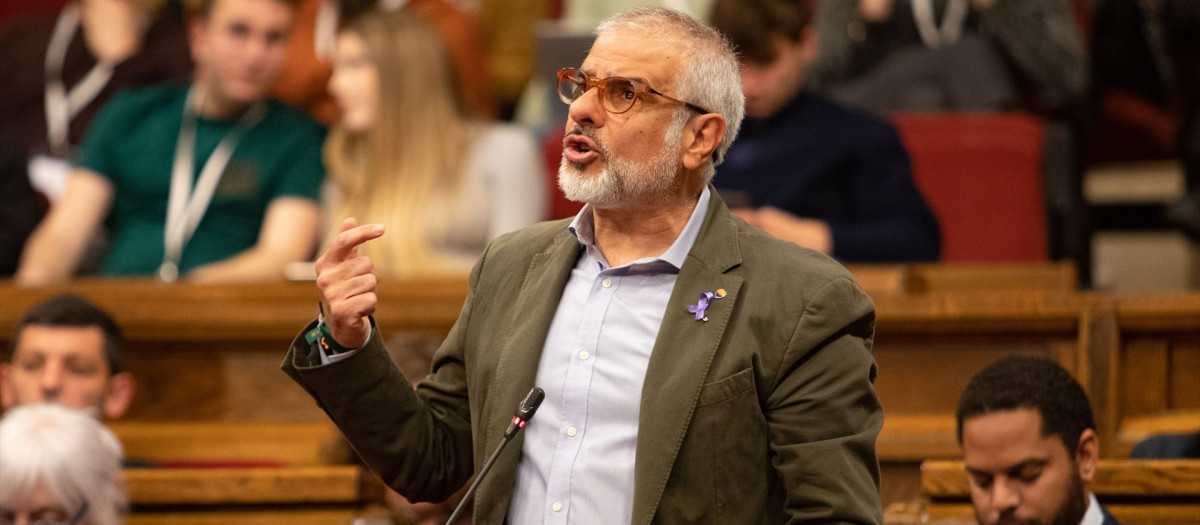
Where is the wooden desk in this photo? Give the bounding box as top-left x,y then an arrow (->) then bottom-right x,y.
124,466 -> 388,525
111,421 -> 351,466
846,262 -> 1078,295
869,290 -> 1099,504
1109,292 -> 1200,457
1,278 -> 469,422
886,459 -> 1200,524
7,275 -> 1192,510
112,421 -> 386,525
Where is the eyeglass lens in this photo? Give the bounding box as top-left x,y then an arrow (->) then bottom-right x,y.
557,70 -> 640,114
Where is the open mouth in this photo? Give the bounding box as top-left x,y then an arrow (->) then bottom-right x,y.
563,134 -> 600,164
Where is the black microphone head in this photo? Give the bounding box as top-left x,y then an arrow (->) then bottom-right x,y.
515,387 -> 545,421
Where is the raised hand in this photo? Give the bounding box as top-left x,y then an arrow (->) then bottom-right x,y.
314,217 -> 385,349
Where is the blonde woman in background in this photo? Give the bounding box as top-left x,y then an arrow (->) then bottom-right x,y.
325,6 -> 547,279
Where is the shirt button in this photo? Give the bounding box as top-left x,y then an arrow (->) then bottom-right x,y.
567,426 -> 577,437
552,502 -> 563,512
601,278 -> 612,288
579,350 -> 589,360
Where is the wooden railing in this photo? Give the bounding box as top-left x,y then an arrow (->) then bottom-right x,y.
1,264 -> 1196,510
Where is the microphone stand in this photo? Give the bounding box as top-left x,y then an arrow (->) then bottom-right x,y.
445,387 -> 544,524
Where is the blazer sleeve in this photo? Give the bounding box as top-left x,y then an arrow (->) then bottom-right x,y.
766,276 -> 883,524
280,263 -> 481,503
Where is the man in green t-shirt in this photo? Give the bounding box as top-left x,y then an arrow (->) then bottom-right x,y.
16,0 -> 323,285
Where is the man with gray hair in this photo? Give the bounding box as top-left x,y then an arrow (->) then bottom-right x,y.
284,7 -> 883,523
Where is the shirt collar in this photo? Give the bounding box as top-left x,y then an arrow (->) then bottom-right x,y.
1080,492 -> 1103,525
567,185 -> 711,270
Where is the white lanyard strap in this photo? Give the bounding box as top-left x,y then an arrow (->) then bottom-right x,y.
160,88 -> 265,282
44,3 -> 116,157
911,0 -> 968,49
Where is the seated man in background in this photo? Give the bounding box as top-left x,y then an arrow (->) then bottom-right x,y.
1,294 -> 135,420
709,0 -> 941,262
16,0 -> 324,286
957,356 -> 1119,525
0,403 -> 127,525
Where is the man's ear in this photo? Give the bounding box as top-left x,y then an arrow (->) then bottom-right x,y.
681,113 -> 726,170
1075,428 -> 1100,483
0,364 -> 14,410
102,372 -> 137,420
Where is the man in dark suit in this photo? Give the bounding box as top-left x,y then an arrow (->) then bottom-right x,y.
284,6 -> 883,523
957,356 -> 1120,525
708,0 -> 940,263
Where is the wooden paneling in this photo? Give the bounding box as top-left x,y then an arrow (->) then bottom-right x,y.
4,275 -> 1198,512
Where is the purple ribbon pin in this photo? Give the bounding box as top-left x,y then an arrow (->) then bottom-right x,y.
686,288 -> 727,321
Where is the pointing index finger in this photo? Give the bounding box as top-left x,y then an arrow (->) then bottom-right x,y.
326,221 -> 386,263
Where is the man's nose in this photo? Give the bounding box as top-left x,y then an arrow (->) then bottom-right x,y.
567,85 -> 606,128
991,478 -> 1022,513
38,362 -> 64,401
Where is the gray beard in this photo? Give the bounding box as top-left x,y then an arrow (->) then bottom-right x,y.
557,122 -> 684,210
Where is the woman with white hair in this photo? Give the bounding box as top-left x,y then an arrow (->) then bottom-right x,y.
0,403 -> 126,525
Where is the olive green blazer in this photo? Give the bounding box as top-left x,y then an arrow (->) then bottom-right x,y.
283,191 -> 884,524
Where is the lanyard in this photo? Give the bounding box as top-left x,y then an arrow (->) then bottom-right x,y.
911,0 -> 968,49
44,3 -> 116,157
158,88 -> 265,283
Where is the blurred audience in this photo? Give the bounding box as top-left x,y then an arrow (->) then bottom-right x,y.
709,0 -> 940,262
270,0 -> 497,125
807,0 -> 1086,116
0,0 -> 191,201
1,294 -> 135,420
476,0 -> 547,119
0,403 -> 127,525
16,0 -> 325,286
559,0 -> 713,31
1089,0 -> 1200,239
323,7 -> 545,278
0,130 -> 42,277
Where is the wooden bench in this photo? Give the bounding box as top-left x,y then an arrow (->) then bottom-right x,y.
4,278 -> 1194,510
1,279 -> 469,422
869,290 -> 1100,505
111,421 -> 388,524
1107,292 -> 1200,457
847,262 -> 1078,295
884,459 -> 1200,524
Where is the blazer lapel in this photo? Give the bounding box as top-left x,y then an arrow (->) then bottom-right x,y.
631,192 -> 744,525
475,228 -> 582,524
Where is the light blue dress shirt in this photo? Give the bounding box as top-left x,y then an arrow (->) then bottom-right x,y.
507,187 -> 712,525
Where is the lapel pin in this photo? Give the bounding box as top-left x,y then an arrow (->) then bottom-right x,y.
686,288 -> 726,321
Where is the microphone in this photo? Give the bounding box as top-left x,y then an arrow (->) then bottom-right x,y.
445,387 -> 545,525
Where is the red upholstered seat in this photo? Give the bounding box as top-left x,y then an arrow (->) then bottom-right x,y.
891,112 -> 1048,262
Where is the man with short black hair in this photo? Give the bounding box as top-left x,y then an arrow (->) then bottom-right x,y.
1,294 -> 135,420
708,0 -> 940,263
957,356 -> 1119,525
